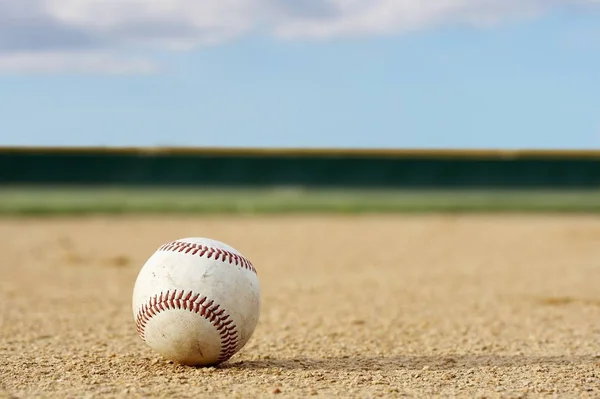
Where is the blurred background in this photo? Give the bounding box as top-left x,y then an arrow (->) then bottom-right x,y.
1,1 -> 599,207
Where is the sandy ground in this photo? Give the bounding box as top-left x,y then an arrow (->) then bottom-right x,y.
0,214 -> 599,398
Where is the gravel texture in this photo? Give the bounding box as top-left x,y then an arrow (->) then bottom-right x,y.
1,214 -> 599,398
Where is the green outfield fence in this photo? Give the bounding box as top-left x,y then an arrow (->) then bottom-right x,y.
1,147 -> 600,189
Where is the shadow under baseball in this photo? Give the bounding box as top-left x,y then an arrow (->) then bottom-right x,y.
219,354 -> 598,371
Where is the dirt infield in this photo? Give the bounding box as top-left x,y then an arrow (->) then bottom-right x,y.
1,215 -> 599,398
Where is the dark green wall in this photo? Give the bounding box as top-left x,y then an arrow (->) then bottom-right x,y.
2,148 -> 600,189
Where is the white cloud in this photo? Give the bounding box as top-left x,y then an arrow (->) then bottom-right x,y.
0,0 -> 598,74
0,51 -> 157,74
273,0 -> 600,38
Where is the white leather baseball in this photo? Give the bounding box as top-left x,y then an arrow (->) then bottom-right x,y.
132,237 -> 260,366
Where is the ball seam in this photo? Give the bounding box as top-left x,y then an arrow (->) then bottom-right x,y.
158,240 -> 257,274
135,289 -> 239,363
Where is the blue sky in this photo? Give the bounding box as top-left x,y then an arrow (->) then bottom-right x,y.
1,1 -> 599,149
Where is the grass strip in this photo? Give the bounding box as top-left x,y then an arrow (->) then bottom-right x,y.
1,187 -> 600,215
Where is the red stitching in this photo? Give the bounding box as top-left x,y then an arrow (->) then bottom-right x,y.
158,241 -> 257,274
135,289 -> 239,363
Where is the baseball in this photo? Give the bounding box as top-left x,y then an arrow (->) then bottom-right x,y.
132,237 -> 261,366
